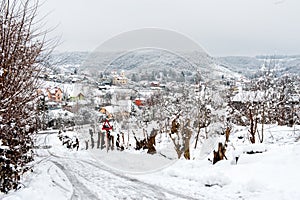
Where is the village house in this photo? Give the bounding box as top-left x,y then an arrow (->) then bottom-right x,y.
134,97 -> 146,107
65,86 -> 85,102
68,92 -> 85,101
112,71 -> 128,85
150,81 -> 160,87
46,87 -> 63,102
99,100 -> 131,120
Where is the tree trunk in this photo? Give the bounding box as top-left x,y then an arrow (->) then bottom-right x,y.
147,134 -> 157,154
97,132 -> 101,148
184,144 -> 190,160
194,124 -> 201,149
100,132 -> 105,149
213,143 -> 227,164
260,103 -> 265,143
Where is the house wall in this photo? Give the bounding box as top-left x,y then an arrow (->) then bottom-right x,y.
55,89 -> 63,102
112,72 -> 128,85
46,88 -> 63,102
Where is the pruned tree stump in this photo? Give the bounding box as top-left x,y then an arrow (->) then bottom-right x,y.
213,142 -> 227,164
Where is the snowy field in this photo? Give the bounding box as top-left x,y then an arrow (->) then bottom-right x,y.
1,125 -> 300,200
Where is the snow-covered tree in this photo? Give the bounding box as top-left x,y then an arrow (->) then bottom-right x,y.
228,59 -> 300,143
0,0 -> 52,193
193,84 -> 212,148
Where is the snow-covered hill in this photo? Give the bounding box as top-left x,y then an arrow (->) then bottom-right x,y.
47,52 -> 300,80
45,52 -> 89,75
78,49 -> 242,82
216,55 -> 300,77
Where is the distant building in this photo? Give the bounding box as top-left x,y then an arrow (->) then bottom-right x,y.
99,107 -> 113,119
112,71 -> 128,85
150,81 -> 160,87
69,92 -> 85,101
134,98 -> 146,107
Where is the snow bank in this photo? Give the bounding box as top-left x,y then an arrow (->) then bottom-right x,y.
1,161 -> 73,200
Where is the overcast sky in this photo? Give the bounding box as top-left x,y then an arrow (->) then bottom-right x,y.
42,0 -> 300,56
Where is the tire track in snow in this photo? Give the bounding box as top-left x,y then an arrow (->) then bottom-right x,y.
51,160 -> 100,200
50,157 -> 200,200
52,158 -> 167,200
47,165 -> 72,193
80,159 -> 200,200
37,132 -> 99,199
41,132 -> 168,199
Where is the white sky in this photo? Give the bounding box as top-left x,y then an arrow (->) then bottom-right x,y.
41,0 -> 300,56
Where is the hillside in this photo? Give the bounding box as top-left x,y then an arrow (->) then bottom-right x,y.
47,52 -> 300,80
50,50 -> 241,82
216,55 -> 300,77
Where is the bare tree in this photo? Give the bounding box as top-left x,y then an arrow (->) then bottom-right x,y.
0,0 -> 53,193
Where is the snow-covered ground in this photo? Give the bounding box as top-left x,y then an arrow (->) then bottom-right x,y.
1,125 -> 300,200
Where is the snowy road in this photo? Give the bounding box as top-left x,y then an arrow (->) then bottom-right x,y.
51,159 -> 182,200
39,131 -> 199,200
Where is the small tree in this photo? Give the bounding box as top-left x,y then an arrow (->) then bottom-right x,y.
164,84 -> 197,160
194,84 -> 211,149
